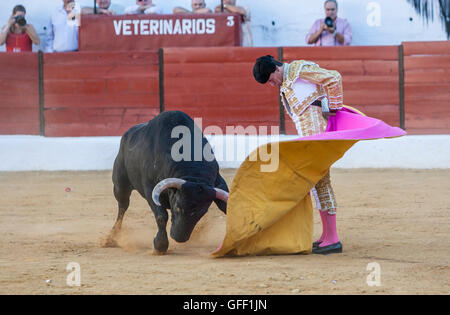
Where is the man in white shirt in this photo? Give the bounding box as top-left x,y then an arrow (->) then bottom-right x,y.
45,0 -> 80,52
81,0 -> 125,15
173,0 -> 212,14
125,0 -> 163,15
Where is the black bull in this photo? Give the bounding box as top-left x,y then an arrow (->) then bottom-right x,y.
104,111 -> 229,254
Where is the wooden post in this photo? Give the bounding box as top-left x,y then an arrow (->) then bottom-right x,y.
38,50 -> 45,136
398,44 -> 405,130
159,48 -> 165,113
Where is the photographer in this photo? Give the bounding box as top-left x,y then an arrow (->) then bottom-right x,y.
0,5 -> 40,52
306,0 -> 352,46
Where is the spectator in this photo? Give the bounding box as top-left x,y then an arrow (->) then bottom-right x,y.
45,0 -> 80,52
306,0 -> 352,46
0,5 -> 40,52
125,0 -> 163,15
81,0 -> 125,15
214,0 -> 252,46
173,0 -> 212,14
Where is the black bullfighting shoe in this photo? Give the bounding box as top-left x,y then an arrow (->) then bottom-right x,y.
312,242 -> 342,255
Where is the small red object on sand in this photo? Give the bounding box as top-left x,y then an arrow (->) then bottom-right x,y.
65,187 -> 71,192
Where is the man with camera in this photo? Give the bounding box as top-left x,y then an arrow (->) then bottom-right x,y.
0,5 -> 40,52
306,0 -> 352,46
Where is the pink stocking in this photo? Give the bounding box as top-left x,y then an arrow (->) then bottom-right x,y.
319,210 -> 340,247
315,210 -> 328,243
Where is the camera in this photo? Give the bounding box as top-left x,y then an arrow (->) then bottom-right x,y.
324,16 -> 333,28
14,15 -> 26,27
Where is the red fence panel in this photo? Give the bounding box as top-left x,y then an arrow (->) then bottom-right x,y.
43,51 -> 160,136
163,47 -> 280,134
403,41 -> 450,134
0,52 -> 40,135
282,46 -> 400,135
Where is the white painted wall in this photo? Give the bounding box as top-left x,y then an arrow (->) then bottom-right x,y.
0,0 -> 447,52
1,135 -> 449,171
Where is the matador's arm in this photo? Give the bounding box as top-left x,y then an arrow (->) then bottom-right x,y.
298,63 -> 343,111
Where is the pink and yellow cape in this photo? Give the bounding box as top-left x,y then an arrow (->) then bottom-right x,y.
212,106 -> 406,257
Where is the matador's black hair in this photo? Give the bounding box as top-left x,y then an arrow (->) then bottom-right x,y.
253,55 -> 283,84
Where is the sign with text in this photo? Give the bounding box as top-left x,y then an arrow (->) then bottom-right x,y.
79,14 -> 242,51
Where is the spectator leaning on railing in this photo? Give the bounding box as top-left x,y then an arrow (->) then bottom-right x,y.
45,0 -> 80,52
0,5 -> 40,52
173,0 -> 212,14
306,0 -> 352,46
82,0 -> 125,15
125,0 -> 163,15
215,0 -> 252,47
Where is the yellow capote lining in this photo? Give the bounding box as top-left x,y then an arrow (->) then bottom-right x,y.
212,139 -> 357,257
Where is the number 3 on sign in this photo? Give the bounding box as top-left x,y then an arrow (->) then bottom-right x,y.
227,16 -> 235,27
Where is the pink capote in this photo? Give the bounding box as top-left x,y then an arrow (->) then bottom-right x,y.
299,107 -> 406,141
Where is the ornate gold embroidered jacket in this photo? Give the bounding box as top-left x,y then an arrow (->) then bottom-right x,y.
280,60 -> 343,119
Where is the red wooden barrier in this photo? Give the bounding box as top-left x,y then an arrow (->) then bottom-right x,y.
43,51 -> 160,136
163,47 -> 280,134
403,41 -> 450,134
0,52 -> 40,135
0,42 -> 448,138
283,46 -> 399,135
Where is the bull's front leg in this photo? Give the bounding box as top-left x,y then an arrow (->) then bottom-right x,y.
104,184 -> 131,248
148,202 -> 169,255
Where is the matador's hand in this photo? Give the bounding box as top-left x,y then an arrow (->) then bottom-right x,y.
322,111 -> 337,120
320,97 -> 336,120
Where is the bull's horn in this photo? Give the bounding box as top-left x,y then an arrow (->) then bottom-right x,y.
152,178 -> 186,206
214,188 -> 229,202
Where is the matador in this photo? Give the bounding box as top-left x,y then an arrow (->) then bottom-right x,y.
253,55 -> 343,254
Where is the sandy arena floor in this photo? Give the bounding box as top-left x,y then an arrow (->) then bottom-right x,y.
0,169 -> 449,295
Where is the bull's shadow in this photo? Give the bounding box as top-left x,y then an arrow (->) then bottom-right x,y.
103,111 -> 228,255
